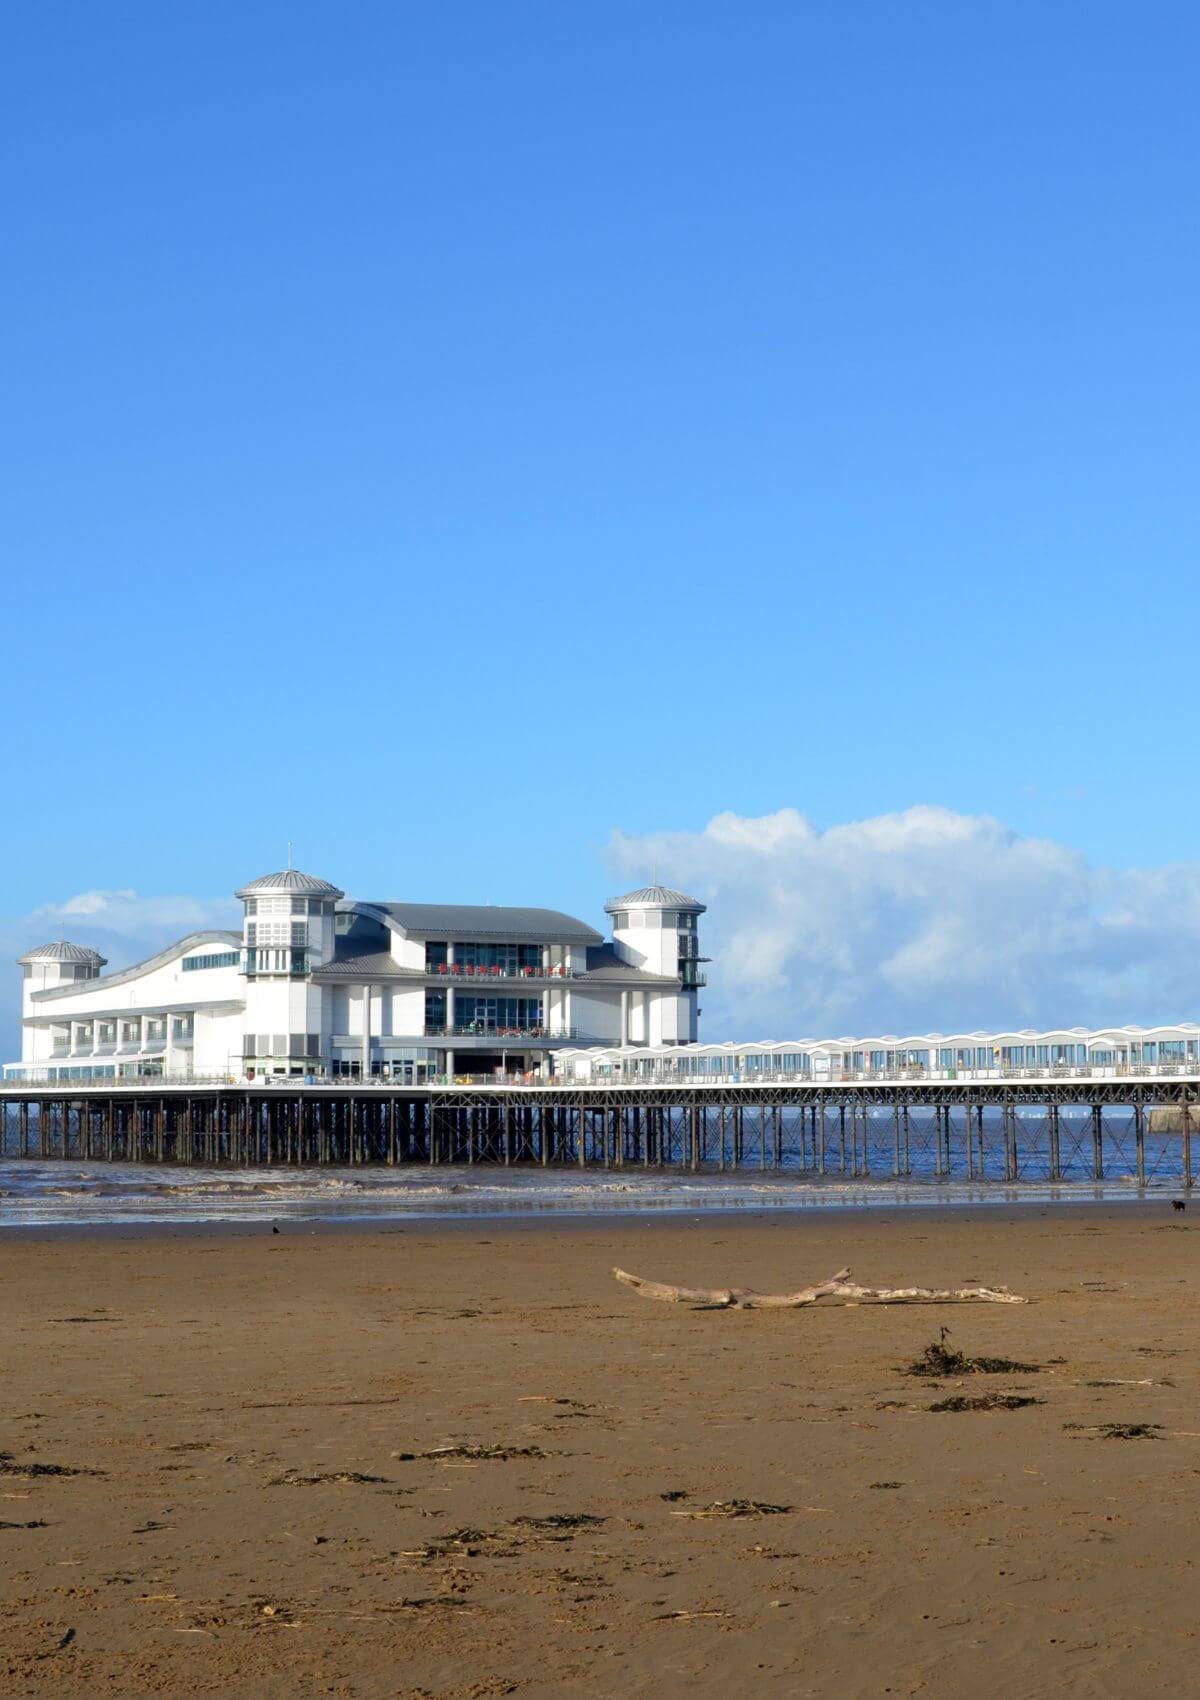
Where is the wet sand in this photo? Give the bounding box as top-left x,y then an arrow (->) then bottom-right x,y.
1,1204 -> 1197,1698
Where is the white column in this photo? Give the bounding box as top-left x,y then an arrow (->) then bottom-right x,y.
446,985 -> 456,1032
620,990 -> 629,1047
164,1013 -> 175,1080
360,984 -> 372,1078
563,989 -> 572,1039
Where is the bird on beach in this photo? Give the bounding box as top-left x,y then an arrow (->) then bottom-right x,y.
272,1223 -> 280,1234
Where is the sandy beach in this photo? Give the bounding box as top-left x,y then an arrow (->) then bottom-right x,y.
1,1203 -> 1197,1698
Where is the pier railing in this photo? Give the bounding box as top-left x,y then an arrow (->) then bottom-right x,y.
4,1058 -> 1200,1093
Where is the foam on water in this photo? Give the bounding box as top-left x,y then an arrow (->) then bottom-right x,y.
0,1158 -> 1159,1228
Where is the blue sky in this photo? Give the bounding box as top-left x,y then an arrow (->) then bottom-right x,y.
3,2 -> 1199,1042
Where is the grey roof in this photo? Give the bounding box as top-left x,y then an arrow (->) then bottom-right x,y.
361,902 -> 603,944
235,869 -> 345,900
604,885 -> 706,914
581,943 -> 681,983
311,952 -> 424,982
30,931 -> 243,1001
17,940 -> 108,967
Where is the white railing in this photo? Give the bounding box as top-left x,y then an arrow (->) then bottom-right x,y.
3,1059 -> 1200,1093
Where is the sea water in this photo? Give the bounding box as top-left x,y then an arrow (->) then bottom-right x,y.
0,1156 -> 1164,1230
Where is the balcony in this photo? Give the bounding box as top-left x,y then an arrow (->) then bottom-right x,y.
426,963 -> 585,980
425,1025 -> 584,1042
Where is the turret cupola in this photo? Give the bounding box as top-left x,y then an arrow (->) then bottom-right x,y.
605,885 -> 708,988
235,869 -> 344,977
17,940 -> 107,1014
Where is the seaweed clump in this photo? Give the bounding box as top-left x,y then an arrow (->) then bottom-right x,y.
1063,1421 -> 1162,1441
929,1394 -> 1042,1413
904,1331 -> 1041,1378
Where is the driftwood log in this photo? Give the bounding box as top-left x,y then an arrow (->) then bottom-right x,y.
613,1265 -> 1027,1309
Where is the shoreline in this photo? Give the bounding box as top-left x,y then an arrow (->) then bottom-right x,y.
0,1190 -> 1181,1242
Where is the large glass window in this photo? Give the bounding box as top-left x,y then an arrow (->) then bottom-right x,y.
182,951 -> 239,972
449,942 -> 544,975
454,996 -> 544,1032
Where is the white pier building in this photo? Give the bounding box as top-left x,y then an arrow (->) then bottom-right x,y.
7,872 -> 709,1084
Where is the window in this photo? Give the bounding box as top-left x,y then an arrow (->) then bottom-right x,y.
454,996 -> 544,1031
449,942 -> 542,975
182,951 -> 239,972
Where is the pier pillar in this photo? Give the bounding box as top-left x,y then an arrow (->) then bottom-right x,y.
1183,1091 -> 1193,1190
1134,1094 -> 1146,1186
1092,1102 -> 1103,1180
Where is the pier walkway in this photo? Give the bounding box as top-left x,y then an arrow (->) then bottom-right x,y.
1,1071 -> 1198,1184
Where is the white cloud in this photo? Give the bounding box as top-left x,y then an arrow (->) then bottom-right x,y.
32,889 -> 236,934
608,806 -> 1200,1038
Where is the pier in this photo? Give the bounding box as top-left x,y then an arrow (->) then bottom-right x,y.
1,1074 -> 1197,1184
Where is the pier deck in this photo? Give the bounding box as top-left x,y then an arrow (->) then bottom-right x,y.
1,1074 -> 1197,1183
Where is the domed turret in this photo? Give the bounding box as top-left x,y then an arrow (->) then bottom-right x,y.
605,885 -> 706,916
606,885 -> 708,1034
235,868 -> 343,979
17,941 -> 108,969
18,940 -> 107,1013
234,870 -> 345,901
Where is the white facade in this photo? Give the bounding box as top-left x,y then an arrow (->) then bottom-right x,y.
7,873 -> 708,1084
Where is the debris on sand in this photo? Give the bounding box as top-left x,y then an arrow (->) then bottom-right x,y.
868,1482 -> 904,1490
672,1500 -> 792,1519
269,1469 -> 390,1486
1063,1422 -> 1162,1440
0,1453 -> 104,1479
928,1394 -> 1042,1413
511,1514 -> 606,1531
392,1444 -> 547,1462
0,1518 -> 49,1529
903,1337 -> 1042,1378
653,1608 -> 732,1621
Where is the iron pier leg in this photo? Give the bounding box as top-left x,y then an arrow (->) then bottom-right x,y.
1091,1102 -> 1103,1180
1135,1094 -> 1146,1187
1183,1091 -> 1194,1190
